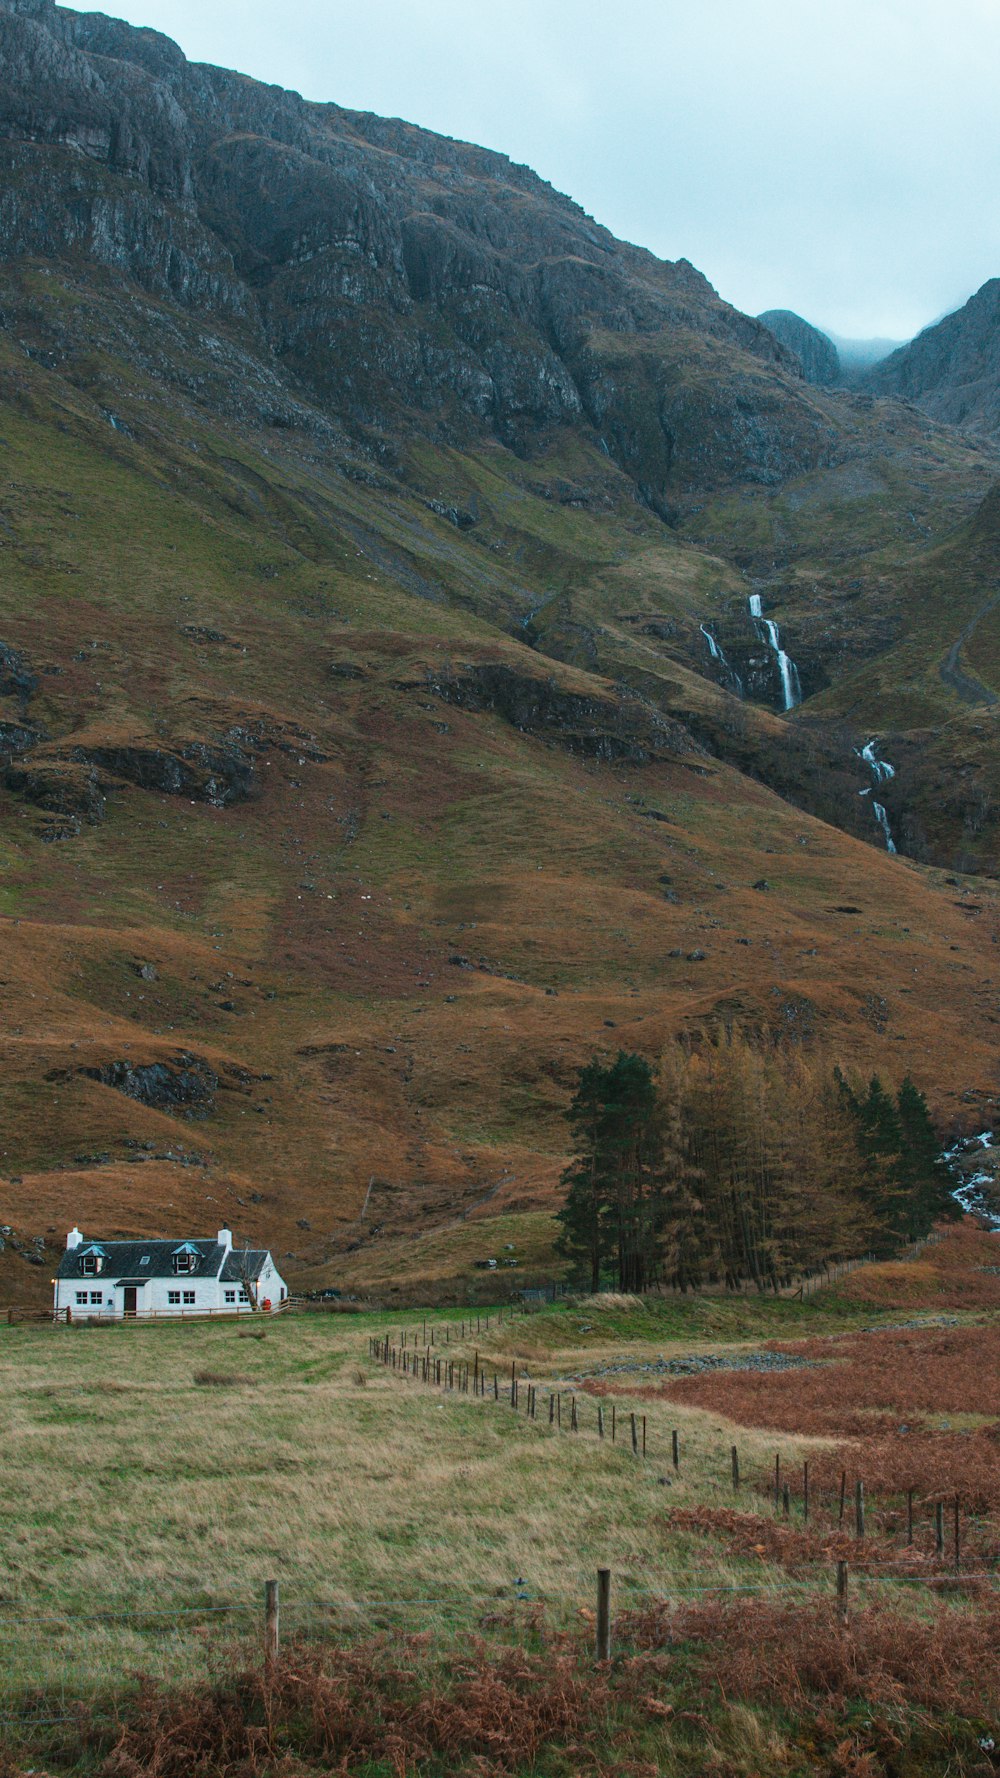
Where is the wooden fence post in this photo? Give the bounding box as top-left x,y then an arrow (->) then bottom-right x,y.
671,1429 -> 679,1471
774,1454 -> 781,1514
264,1579 -> 280,1671
954,1495 -> 961,1573
935,1501 -> 944,1556
803,1461 -> 809,1524
838,1470 -> 847,1526
571,1396 -> 578,1432
598,1404 -> 605,1440
630,1413 -> 639,1456
549,1392 -> 555,1425
731,1446 -> 740,1491
642,1416 -> 647,1459
855,1480 -> 865,1540
596,1568 -> 611,1663
782,1482 -> 790,1520
836,1561 -> 849,1626
907,1488 -> 914,1546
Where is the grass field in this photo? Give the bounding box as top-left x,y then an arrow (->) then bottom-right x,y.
1,1223 -> 999,1777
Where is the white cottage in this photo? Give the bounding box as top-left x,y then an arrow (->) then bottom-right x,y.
53,1227 -> 288,1320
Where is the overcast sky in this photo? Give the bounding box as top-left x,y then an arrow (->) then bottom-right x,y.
59,0 -> 1000,341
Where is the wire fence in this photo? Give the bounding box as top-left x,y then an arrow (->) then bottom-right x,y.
3,1552 -> 998,1740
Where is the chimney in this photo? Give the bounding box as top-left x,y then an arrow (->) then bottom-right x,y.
218,1227 -> 233,1253
66,1227 -> 82,1251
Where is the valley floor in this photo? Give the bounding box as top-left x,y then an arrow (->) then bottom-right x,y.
1,1221 -> 998,1775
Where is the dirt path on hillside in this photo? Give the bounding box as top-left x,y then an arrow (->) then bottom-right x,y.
939,592 -> 1000,704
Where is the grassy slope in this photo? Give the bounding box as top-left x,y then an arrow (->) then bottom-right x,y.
1,1226 -> 995,1705
1,273 -> 1000,1300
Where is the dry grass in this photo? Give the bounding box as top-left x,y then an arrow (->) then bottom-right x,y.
621,1593 -> 1000,1718
4,1604 -> 998,1777
623,1321 -> 1000,1432
0,1309 -> 788,1698
192,1370 -> 257,1388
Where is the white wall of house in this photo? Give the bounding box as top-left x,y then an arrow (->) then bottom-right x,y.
52,1233 -> 288,1320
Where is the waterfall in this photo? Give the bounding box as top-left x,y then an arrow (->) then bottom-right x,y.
855,737 -> 897,849
699,625 -> 744,696
943,1131 -> 1000,1227
873,801 -> 897,854
861,740 -> 895,783
748,595 -> 801,711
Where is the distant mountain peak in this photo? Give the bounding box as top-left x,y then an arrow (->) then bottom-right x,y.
758,310 -> 839,386
865,279 -> 1000,440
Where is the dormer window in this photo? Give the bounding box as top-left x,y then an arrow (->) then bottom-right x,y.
80,1246 -> 106,1277
172,1244 -> 200,1275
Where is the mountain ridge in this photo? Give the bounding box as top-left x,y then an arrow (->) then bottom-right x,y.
0,0 -> 999,1302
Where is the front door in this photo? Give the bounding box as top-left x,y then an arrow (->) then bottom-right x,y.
123,1287 -> 137,1318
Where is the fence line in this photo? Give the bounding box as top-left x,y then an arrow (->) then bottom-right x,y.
3,1555 -> 998,1732
368,1331 -> 995,1580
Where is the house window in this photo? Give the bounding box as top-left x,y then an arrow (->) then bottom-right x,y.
75,1291 -> 88,1305
80,1254 -> 104,1276
280,1288 -> 286,1301
173,1253 -> 196,1274
183,1290 -> 196,1305
239,1290 -> 249,1303
168,1290 -> 181,1305
224,1290 -> 236,1304
90,1292 -> 103,1305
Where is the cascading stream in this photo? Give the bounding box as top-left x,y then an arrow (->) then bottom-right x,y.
856,738 -> 898,851
699,625 -> 743,696
748,594 -> 801,710
872,802 -> 897,854
943,1131 -> 1000,1228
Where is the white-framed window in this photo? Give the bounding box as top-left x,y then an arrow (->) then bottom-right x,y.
183,1290 -> 196,1306
80,1253 -> 104,1276
75,1291 -> 88,1305
90,1292 -> 103,1305
167,1290 -> 181,1305
173,1253 -> 196,1274
224,1289 -> 236,1304
239,1290 -> 249,1303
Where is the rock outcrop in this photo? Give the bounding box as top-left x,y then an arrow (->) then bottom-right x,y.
0,0 -> 844,508
758,311 -> 840,387
865,280 -> 1000,440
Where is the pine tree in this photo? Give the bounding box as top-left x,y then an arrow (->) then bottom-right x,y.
555,1059 -> 615,1291
556,1052 -> 671,1293
895,1076 -> 959,1236
838,1071 -> 908,1249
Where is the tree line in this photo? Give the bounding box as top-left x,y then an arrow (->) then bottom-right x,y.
556,1040 -> 958,1295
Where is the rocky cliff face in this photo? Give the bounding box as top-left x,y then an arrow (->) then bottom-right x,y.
758,310 -> 839,386
0,0 -> 851,512
866,280 -> 1000,440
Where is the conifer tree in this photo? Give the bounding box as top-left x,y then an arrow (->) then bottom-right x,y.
895,1076 -> 959,1236
556,1058 -> 615,1291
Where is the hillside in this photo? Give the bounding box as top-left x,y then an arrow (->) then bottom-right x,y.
868,279 -> 1000,440
0,2 -> 999,1300
758,310 -> 839,386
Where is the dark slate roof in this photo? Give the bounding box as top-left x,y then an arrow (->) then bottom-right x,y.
220,1249 -> 269,1282
56,1239 -> 268,1281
